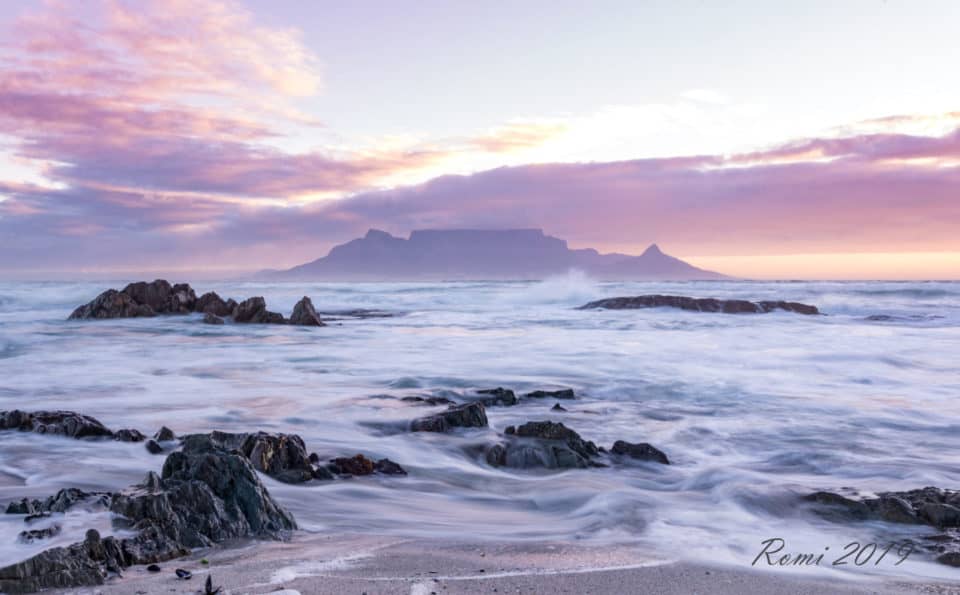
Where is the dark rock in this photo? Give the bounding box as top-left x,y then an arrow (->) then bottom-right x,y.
202,312 -> 224,325
551,403 -> 567,412
195,292 -> 233,317
18,524 -> 62,543
176,568 -> 192,579
205,574 -> 222,594
154,426 -> 176,442
487,421 -> 600,470
181,431 -> 316,484
330,454 -> 375,476
68,289 -> 155,320
578,295 -> 820,315
937,552 -> 960,567
610,440 -> 670,465
476,388 -> 518,406
374,458 -> 407,475
146,564 -> 161,572
289,296 -> 326,326
312,465 -> 335,480
0,528 -> 126,593
411,402 -> 488,432
525,389 -> 576,400
6,498 -> 37,515
233,297 -> 286,324
121,280 -> 196,314
0,410 -> 114,439
145,439 -> 164,455
803,491 -> 873,521
114,429 -> 146,442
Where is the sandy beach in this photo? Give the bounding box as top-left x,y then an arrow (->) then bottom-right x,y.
78,534 -> 959,595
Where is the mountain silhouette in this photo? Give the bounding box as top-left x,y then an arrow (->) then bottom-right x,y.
267,228 -> 727,280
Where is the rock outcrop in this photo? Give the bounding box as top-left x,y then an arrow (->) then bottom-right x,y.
0,440 -> 296,593
67,290 -> 154,320
0,410 -> 114,439
288,296 -> 325,326
410,402 -> 489,432
328,454 -> 407,476
232,297 -> 286,324
578,295 -> 820,315
804,487 -> 960,566
486,421 -> 601,470
182,431 -> 319,484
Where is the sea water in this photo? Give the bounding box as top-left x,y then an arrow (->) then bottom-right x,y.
0,277 -> 958,579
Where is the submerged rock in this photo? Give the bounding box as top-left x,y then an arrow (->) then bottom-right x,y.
18,524 -> 62,543
401,395 -> 456,406
114,429 -> 146,442
578,295 -> 820,315
0,410 -> 114,439
202,312 -> 225,325
475,387 -> 518,406
410,402 -> 489,432
525,389 -> 576,400
6,488 -> 111,517
611,440 -> 670,465
551,403 -> 567,412
233,297 -> 286,324
804,487 -> 960,566
328,454 -> 407,476
289,296 -> 326,326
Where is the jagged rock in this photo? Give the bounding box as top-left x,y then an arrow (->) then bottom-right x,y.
610,440 -> 669,464
154,426 -> 176,442
195,292 -> 234,317
476,387 -> 518,406
202,312 -> 225,325
410,402 -> 488,432
145,439 -> 163,455
114,429 -> 146,442
804,487 -> 960,566
18,524 -> 62,543
233,297 -> 285,324
525,389 -> 575,400
180,431 -> 317,484
5,488 -> 111,518
121,280 -> 195,314
289,296 -> 325,326
67,290 -> 154,320
0,529 -> 125,593
578,295 -> 820,315
0,410 -> 114,439
487,421 -> 600,470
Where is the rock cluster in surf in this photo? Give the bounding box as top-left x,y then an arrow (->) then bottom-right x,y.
804,488 -> 960,566
578,294 -> 820,315
0,410 -> 411,592
67,279 -> 326,326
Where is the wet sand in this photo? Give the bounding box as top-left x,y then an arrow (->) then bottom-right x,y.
84,534 -> 960,595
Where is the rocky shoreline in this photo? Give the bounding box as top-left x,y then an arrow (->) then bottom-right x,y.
3,386 -> 959,592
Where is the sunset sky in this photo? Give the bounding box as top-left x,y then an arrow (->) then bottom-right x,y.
0,0 -> 958,279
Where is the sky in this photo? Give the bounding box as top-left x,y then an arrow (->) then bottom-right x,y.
0,0 -> 958,280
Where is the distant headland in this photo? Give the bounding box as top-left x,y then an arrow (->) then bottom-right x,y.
262,228 -> 727,281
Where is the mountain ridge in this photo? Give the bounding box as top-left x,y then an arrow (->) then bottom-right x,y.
266,228 -> 728,281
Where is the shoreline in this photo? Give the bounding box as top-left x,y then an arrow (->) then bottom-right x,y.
82,534 -> 960,595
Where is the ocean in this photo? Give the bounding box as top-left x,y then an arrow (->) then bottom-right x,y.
1,276 -> 958,580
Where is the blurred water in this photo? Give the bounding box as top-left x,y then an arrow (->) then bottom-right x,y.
0,276 -> 958,578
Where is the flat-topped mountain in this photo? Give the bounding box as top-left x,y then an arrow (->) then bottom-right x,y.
268,228 -> 727,281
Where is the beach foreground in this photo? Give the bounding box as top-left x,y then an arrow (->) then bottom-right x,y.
82,534 -> 959,595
